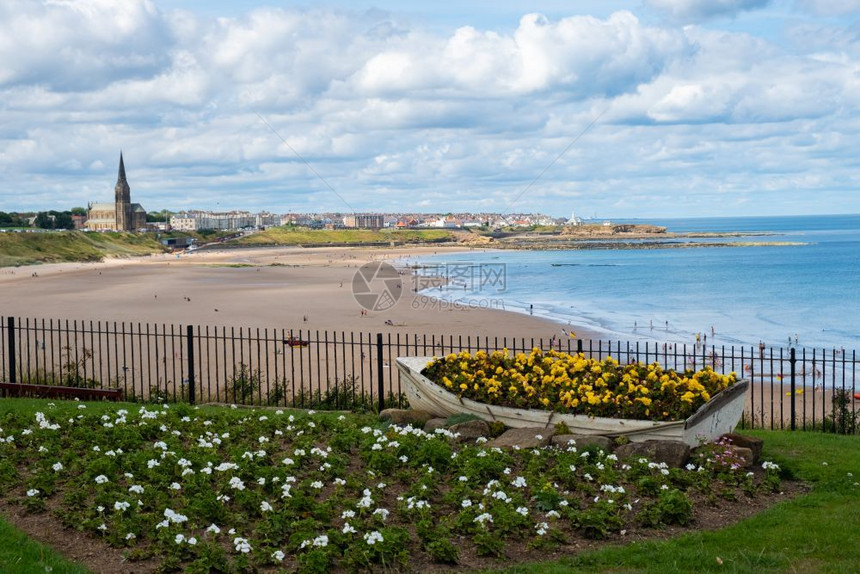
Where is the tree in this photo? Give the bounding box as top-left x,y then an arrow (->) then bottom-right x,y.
53,211 -> 74,230
34,212 -> 53,229
70,207 -> 87,216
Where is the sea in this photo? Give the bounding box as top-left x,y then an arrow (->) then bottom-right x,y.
406,214 -> 860,351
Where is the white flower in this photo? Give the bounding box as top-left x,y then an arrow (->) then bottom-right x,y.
188,537 -> 197,545
364,531 -> 384,545
511,476 -> 527,488
373,508 -> 390,521
474,513 -> 493,526
762,461 -> 780,471
26,489 -> 39,497
546,510 -> 561,519
516,506 -> 529,516
125,533 -> 136,540
114,501 -> 131,512
206,524 -> 221,535
260,501 -> 273,512
342,510 -> 356,519
342,522 -> 357,534
461,499 -> 472,508
147,459 -> 160,469
233,537 -> 252,553
52,462 -> 63,472
282,457 -> 295,466
97,523 -> 107,532
399,455 -> 409,463
311,481 -> 324,489
170,482 -> 181,491
257,477 -> 266,485
175,534 -> 186,544
535,522 -> 549,536
458,476 -> 468,482
229,477 -> 245,491
163,508 -> 188,524
94,475 -> 109,484
272,550 -> 285,563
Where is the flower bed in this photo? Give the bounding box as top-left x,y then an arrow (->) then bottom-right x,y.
0,400 -> 781,573
422,349 -> 738,421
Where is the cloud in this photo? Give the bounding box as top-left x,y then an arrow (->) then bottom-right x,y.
645,0 -> 771,22
0,3 -> 859,216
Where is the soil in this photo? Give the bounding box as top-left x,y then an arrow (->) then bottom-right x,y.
0,470 -> 808,574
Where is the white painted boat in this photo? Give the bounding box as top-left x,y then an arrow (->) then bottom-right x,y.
395,357 -> 749,446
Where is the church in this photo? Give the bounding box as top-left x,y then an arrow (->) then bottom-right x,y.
86,153 -> 147,231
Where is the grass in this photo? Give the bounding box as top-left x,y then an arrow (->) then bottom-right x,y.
0,517 -> 91,574
0,230 -> 241,267
490,429 -> 860,574
0,398 -> 857,573
0,231 -> 165,267
230,226 -> 454,246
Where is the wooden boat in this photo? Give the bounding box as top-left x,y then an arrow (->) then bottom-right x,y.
395,357 -> 749,446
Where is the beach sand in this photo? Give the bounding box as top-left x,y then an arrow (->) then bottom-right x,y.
0,245 -> 592,342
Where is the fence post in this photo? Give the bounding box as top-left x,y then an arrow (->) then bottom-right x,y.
789,346 -> 796,431
376,332 -> 384,413
577,339 -> 583,355
7,317 -> 15,384
186,325 -> 195,405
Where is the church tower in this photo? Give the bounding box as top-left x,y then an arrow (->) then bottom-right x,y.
114,152 -> 132,231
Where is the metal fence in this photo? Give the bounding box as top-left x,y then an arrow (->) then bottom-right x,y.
1,316 -> 857,433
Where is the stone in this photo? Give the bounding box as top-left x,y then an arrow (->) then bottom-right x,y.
614,440 -> 691,468
720,433 -> 763,463
487,426 -> 556,449
449,419 -> 491,442
551,434 -> 613,452
423,418 -> 448,433
724,445 -> 755,468
379,408 -> 434,426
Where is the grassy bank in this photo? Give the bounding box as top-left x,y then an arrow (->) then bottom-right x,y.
0,231 -> 231,268
230,226 -> 454,247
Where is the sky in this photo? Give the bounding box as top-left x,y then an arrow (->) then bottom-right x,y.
2,1 -> 860,218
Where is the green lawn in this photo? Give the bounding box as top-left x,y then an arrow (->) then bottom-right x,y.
0,517 -> 91,574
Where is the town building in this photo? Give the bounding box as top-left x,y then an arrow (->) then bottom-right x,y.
86,153 -> 147,231
343,214 -> 384,229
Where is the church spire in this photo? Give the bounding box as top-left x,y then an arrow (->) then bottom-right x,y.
117,152 -> 127,184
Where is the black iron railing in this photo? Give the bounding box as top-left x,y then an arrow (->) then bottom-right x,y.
1,316 -> 857,433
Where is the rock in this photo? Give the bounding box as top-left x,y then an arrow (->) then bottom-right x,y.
720,433 -> 763,463
614,440 -> 691,468
488,426 -> 555,449
449,419 -> 491,442
724,445 -> 755,468
379,408 -> 434,426
551,434 -> 613,452
423,418 -> 448,433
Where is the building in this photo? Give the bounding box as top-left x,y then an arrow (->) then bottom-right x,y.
343,214 -> 384,229
86,153 -> 147,231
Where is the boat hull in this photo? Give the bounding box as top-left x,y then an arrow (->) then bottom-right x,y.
395,357 -> 749,446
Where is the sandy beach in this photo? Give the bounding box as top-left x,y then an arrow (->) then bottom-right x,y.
0,245 -> 594,342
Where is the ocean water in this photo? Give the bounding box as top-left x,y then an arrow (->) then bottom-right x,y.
408,214 -> 860,351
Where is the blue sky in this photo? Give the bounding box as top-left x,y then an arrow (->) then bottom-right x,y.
2,0 -> 860,218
